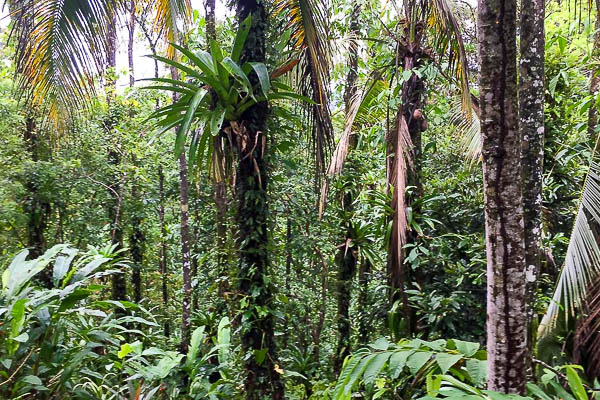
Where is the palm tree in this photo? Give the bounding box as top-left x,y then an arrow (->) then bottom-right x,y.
322,0 -> 472,337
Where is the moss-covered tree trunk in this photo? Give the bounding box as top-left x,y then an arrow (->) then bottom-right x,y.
106,20 -> 126,303
234,1 -> 283,397
478,0 -> 528,393
334,0 -> 361,375
158,165 -> 170,337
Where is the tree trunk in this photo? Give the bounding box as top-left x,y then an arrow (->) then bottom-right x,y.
387,27 -> 425,338
130,182 -> 144,304
158,165 -> 170,337
234,0 -> 284,397
478,0 -> 528,393
105,19 -> 127,303
205,0 -> 230,313
127,0 -> 135,88
23,117 -> 52,286
357,257 -> 371,345
177,125 -> 193,354
333,1 -> 361,375
519,0 -> 545,370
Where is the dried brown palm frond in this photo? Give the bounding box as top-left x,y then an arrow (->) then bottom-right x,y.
574,275 -> 600,379
273,0 -> 333,173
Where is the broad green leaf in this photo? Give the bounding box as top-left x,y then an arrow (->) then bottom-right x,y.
452,340 -> 480,357
118,343 -> 132,359
13,332 -> 29,343
466,359 -> 487,387
370,337 -> 390,351
526,383 -> 554,400
232,14 -> 252,62
20,375 -> 42,385
187,326 -> 206,367
247,62 -> 270,97
221,57 -> 252,92
175,88 -> 208,158
435,353 -> 463,374
210,105 -> 226,137
363,352 -> 391,384
565,366 -> 587,400
407,351 -> 433,375
210,39 -> 230,88
344,354 -> 376,395
389,350 -> 415,379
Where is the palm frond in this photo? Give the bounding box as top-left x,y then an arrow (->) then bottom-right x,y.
11,0 -> 117,114
151,0 -> 191,59
387,111 -> 413,272
449,95 -> 481,161
428,0 -> 472,116
539,148 -> 600,338
274,0 -> 333,172
318,78 -> 388,216
574,276 -> 600,379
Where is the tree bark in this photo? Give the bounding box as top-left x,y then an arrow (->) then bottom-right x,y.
234,0 -> 284,397
105,19 -> 127,303
357,257 -> 371,345
333,1 -> 361,375
23,117 -> 52,287
519,0 -> 545,370
478,0 -> 528,393
178,150 -> 193,354
127,0 -> 135,88
130,181 -> 144,304
158,165 -> 170,337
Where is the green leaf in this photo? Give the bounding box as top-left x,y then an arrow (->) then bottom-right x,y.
175,88 -> 208,158
254,348 -> 267,366
526,383 -> 554,400
210,105 -> 226,137
565,365 -> 587,400
435,353 -> 463,374
344,354 -> 376,395
247,62 -> 270,97
13,332 -> 29,343
465,359 -> 487,387
21,375 -> 42,386
221,57 -> 252,92
118,343 -> 132,359
389,350 -> 415,379
407,351 -> 433,375
363,352 -> 391,384
210,39 -> 229,88
451,340 -> 480,357
370,337 -> 390,351
232,14 -> 252,62
186,326 -> 206,367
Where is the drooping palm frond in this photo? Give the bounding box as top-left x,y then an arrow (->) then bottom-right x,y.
428,0 -> 473,116
11,0 -> 117,116
151,0 -> 191,59
318,78 -> 388,216
273,0 -> 333,173
449,94 -> 481,161
539,147 -> 600,338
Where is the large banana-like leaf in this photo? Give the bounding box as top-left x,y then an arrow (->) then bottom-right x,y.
539,147 -> 600,338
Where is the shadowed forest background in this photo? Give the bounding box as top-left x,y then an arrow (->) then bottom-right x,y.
1,0 -> 600,398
